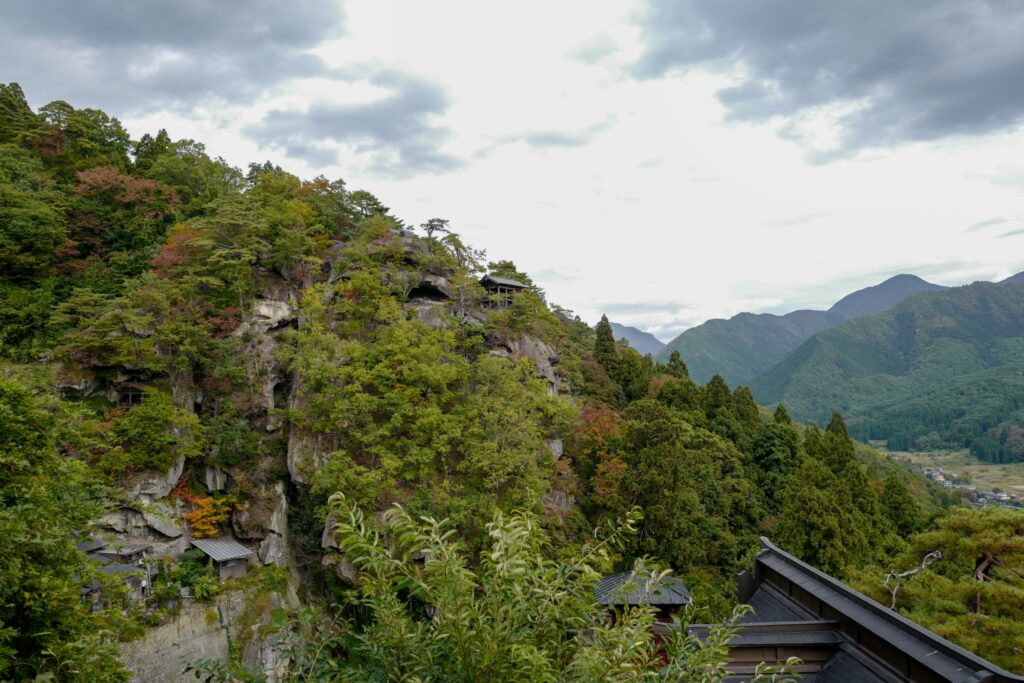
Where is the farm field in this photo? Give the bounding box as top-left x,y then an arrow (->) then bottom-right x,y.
879,445 -> 1024,493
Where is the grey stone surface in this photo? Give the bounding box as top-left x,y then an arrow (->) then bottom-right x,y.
120,589 -> 289,682
258,482 -> 289,566
122,455 -> 186,503
142,502 -> 184,539
545,438 -> 564,463
490,333 -> 564,396
204,465 -> 229,492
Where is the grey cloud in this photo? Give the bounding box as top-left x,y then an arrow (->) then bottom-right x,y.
968,217 -> 1006,232
0,0 -> 343,112
522,131 -> 596,148
633,1 -> 1024,152
244,68 -> 461,176
999,228 -> 1024,238
505,119 -> 614,151
600,300 -> 701,316
568,34 -> 620,63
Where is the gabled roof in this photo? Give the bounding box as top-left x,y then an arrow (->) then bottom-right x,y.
480,274 -> 527,289
733,537 -> 1024,682
595,571 -> 692,606
77,537 -> 108,554
97,542 -> 151,557
192,537 -> 252,562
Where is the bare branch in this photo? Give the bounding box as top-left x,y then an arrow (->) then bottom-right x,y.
884,551 -> 942,609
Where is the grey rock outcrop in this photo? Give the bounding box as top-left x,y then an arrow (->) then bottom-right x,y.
122,455 -> 186,504
541,489 -> 575,520
257,482 -> 289,566
142,502 -> 184,539
545,438 -> 564,463
489,334 -> 564,396
234,294 -> 297,429
120,589 -> 290,682
204,466 -> 229,492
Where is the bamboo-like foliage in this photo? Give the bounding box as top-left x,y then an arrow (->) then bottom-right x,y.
278,493 -> 797,682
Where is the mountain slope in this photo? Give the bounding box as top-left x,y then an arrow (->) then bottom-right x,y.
826,274 -> 947,322
1002,270 -> 1024,284
609,322 -> 666,356
657,274 -> 944,385
751,281 -> 1024,462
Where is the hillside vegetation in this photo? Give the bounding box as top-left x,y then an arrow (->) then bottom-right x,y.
752,281 -> 1024,462
2,81 -> 1022,678
658,274 -> 946,385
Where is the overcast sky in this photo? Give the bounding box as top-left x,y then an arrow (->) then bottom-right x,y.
4,0 -> 1024,341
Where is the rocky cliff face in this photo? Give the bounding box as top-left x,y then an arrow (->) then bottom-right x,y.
100,241 -> 575,674
120,589 -> 291,682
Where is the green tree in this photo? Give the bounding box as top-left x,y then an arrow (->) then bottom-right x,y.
594,314 -> 619,379
666,349 -> 689,379
851,507 -> 1024,672
0,146 -> 67,278
881,473 -> 922,537
775,459 -> 870,576
273,493 -> 796,682
0,377 -> 129,681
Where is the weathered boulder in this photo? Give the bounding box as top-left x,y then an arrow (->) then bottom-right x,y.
204,465 -> 229,492
102,507 -> 148,536
286,426 -> 329,486
122,455 -> 186,503
541,489 -> 575,520
142,502 -> 184,539
408,300 -> 449,329
322,554 -> 359,585
489,334 -> 564,395
545,438 -> 564,463
320,513 -> 338,551
412,274 -> 455,300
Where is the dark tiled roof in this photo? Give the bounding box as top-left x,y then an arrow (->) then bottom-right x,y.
742,582 -> 818,623
594,571 -> 692,606
97,542 -> 151,556
815,647 -> 897,683
480,274 -> 527,289
751,537 -> 1024,683
98,563 -> 145,577
192,537 -> 252,562
77,537 -> 107,553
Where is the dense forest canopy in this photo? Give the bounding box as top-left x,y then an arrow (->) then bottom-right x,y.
2,81 -> 1023,679
751,281 -> 1024,463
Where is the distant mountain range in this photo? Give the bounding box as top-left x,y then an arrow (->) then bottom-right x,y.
751,278 -> 1024,462
654,274 -> 947,385
609,322 -> 666,356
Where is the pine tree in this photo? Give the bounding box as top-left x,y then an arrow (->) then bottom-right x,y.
773,404 -> 792,424
881,474 -> 922,537
826,411 -> 849,438
594,314 -> 619,377
666,350 -> 689,379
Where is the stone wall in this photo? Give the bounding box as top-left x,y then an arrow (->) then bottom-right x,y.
119,589 -> 287,682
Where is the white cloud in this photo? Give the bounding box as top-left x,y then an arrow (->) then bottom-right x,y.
8,0 -> 1024,341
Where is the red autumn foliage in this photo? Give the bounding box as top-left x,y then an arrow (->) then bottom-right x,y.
150,225 -> 203,276
170,473 -> 202,506
208,306 -> 243,338
74,167 -> 178,216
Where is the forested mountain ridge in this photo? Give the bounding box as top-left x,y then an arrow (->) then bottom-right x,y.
656,274 -> 948,385
609,321 -> 666,356
2,80 -> 1021,679
751,279 -> 1024,462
